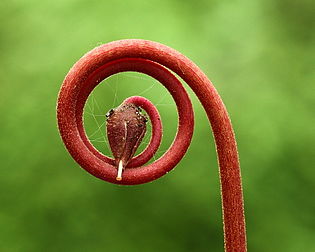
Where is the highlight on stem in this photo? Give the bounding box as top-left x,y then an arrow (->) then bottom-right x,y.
56,39 -> 247,251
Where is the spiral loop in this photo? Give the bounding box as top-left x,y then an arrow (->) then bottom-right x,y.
57,39 -> 246,251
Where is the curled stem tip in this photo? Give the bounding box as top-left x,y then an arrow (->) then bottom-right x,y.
106,100 -> 148,181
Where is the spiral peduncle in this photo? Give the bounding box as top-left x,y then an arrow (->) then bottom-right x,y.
57,39 -> 247,252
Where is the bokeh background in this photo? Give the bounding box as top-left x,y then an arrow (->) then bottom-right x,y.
1,0 -> 314,251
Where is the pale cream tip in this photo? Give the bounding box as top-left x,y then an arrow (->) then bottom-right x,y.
116,160 -> 123,181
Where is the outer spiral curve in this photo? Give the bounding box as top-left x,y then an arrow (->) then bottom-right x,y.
58,56 -> 194,185
57,39 -> 247,252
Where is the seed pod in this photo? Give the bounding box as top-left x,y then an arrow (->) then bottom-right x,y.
106,102 -> 147,180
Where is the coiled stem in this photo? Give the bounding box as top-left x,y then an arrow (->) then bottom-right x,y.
57,39 -> 247,251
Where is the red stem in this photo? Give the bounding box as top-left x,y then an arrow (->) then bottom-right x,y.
57,39 -> 247,251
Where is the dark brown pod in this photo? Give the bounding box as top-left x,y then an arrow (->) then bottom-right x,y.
106,102 -> 147,180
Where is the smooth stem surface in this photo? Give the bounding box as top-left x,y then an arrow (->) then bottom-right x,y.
57,39 -> 247,251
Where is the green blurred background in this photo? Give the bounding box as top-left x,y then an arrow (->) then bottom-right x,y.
1,0 -> 314,251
